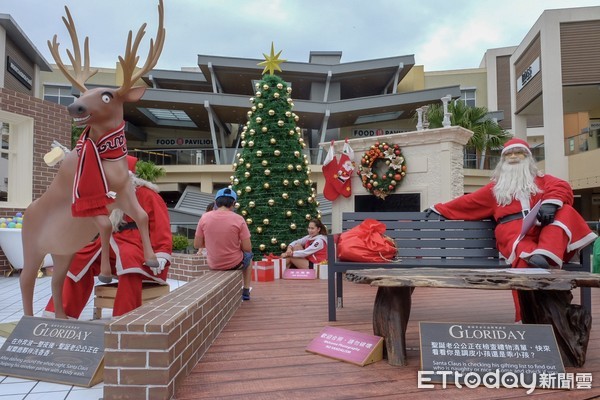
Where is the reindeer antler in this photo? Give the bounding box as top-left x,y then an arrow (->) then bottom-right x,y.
117,0 -> 166,96
47,6 -> 98,93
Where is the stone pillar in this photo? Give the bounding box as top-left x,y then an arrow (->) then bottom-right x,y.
323,127 -> 473,233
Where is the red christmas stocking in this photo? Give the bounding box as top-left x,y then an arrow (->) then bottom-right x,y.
335,141 -> 355,197
322,143 -> 341,201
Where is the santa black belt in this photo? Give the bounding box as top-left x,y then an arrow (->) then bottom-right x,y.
497,210 -> 529,224
118,222 -> 138,232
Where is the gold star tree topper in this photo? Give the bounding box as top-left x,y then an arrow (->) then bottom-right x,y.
258,42 -> 286,75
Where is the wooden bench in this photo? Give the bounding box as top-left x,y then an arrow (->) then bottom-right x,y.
93,281 -> 170,319
327,211 -> 596,365
346,267 -> 600,367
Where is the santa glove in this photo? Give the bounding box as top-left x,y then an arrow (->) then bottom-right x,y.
537,204 -> 559,226
423,208 -> 440,218
151,258 -> 168,275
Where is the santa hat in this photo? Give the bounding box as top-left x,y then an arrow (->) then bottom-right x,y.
501,138 -> 531,156
127,155 -> 138,173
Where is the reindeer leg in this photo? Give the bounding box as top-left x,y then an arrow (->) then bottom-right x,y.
50,254 -> 75,319
20,251 -> 46,316
120,186 -> 158,268
94,215 -> 113,283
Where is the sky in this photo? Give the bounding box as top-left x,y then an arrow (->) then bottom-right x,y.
2,0 -> 599,72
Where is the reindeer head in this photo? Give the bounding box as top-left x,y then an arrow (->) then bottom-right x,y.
48,1 -> 165,135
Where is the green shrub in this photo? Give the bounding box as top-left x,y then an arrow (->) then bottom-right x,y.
172,234 -> 189,252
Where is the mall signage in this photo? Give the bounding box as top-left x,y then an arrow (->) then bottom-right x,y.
352,128 -> 406,137
6,56 -> 33,90
155,137 -> 213,147
517,57 -> 540,92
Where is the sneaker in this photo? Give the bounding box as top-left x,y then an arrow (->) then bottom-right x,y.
242,288 -> 250,301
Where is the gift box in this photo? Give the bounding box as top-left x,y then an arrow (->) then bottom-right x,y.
252,260 -> 274,282
319,263 -> 328,280
264,254 -> 286,279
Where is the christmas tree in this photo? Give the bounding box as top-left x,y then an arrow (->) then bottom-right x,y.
231,44 -> 320,258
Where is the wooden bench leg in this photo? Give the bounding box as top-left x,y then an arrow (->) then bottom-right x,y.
518,290 -> 592,367
372,286 -> 412,366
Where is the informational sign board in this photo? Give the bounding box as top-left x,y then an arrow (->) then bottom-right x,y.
306,326 -> 383,366
419,322 -> 564,385
283,269 -> 317,280
0,317 -> 105,387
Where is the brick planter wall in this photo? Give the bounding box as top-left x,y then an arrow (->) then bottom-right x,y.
168,253 -> 210,282
103,270 -> 242,400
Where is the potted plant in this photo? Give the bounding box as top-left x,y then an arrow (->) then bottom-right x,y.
172,234 -> 190,253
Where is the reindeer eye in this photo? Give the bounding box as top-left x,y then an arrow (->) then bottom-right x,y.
101,94 -> 111,103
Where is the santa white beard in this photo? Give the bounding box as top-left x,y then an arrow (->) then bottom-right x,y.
492,158 -> 541,206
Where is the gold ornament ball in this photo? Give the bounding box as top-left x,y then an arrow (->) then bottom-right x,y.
274,150 -> 281,156
280,243 -> 287,250
296,165 -> 303,171
294,116 -> 299,122
277,83 -> 283,89
254,82 -> 260,89
239,157 -> 244,163
236,153 -> 241,159
270,138 -> 276,144
240,133 -> 245,140
287,87 -> 292,93
263,182 -> 270,189
373,181 -> 379,187
256,150 -> 263,157
290,223 -> 297,230
287,164 -> 294,171
286,111 -> 292,117
261,160 -> 268,166
263,218 -> 270,225
305,179 -> 310,185
293,179 -> 300,186
241,141 -> 246,147
282,193 -> 289,199
236,190 -> 242,196
278,120 -> 284,127
307,197 -> 314,203
286,211 -> 292,217
249,201 -> 256,208
249,96 -> 255,103
264,169 -> 271,176
246,218 -> 253,224
246,111 -> 252,117
268,199 -> 275,206
297,199 -> 304,206
274,92 -> 280,99
262,84 -> 269,90
244,171 -> 250,178
283,179 -> 289,186
262,127 -> 268,133
257,103 -> 263,108
256,91 -> 262,97
241,210 -> 247,216
251,106 -> 256,112
295,127 -> 301,132
294,151 -> 300,157
233,178 -> 239,185
268,109 -> 275,116
259,244 -> 266,251
245,186 -> 252,193
287,98 -> 293,103
255,117 -> 262,123
256,227 -> 263,233
298,138 -> 304,143
249,129 -> 255,134
305,214 -> 312,220
271,237 -> 278,244
289,130 -> 295,135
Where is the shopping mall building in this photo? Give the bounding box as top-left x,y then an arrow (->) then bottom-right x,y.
1,5 -> 599,268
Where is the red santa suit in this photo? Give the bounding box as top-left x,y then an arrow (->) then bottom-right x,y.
432,174 -> 596,268
45,180 -> 172,318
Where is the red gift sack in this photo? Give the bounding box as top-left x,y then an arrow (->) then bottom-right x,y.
337,219 -> 397,262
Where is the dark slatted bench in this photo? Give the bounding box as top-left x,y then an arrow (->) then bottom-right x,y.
327,212 -> 596,366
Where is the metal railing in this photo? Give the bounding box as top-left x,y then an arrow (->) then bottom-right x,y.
565,130 -> 600,156
132,146 -> 549,170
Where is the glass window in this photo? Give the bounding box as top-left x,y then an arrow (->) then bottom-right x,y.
43,85 -> 75,106
460,89 -> 476,107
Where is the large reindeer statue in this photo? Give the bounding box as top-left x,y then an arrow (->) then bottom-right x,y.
20,0 -> 166,319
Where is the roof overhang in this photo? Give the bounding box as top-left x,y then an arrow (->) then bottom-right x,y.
0,14 -> 53,71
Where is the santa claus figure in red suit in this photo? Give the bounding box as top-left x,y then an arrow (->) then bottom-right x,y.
428,138 -> 596,270
45,156 -> 172,318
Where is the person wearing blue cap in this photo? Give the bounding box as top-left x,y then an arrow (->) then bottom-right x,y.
194,187 -> 253,300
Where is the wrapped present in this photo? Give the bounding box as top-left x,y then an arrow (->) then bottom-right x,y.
319,263 -> 328,280
264,253 -> 286,279
252,260 -> 274,282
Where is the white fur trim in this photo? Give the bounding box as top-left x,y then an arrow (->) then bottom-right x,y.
501,143 -> 531,156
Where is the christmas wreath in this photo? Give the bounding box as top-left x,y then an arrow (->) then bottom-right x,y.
359,141 -> 406,199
